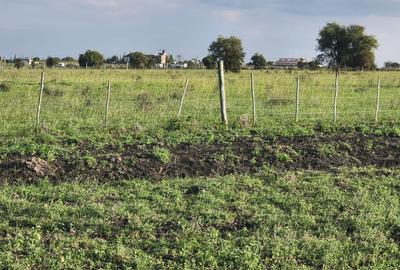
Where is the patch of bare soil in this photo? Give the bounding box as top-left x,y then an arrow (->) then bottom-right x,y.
1,133 -> 400,183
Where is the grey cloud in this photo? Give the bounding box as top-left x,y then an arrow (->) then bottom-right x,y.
195,0 -> 400,17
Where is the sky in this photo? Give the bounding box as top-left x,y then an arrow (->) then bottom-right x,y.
1,0 -> 400,66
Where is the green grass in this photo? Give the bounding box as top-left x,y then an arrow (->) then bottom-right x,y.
1,69 -> 400,269
0,168 -> 399,269
1,69 -> 400,137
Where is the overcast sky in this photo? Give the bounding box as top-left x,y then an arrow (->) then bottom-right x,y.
1,0 -> 400,66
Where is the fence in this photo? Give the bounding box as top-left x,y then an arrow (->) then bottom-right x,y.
1,67 -> 400,136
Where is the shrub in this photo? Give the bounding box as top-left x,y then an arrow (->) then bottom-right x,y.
0,82 -> 11,92
43,85 -> 64,97
153,147 -> 171,163
78,50 -> 104,68
136,92 -> 152,111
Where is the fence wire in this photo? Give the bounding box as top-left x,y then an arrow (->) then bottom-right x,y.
1,69 -> 400,135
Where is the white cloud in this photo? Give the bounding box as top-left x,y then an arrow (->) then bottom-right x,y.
221,10 -> 242,22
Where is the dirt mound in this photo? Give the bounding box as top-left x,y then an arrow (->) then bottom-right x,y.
0,157 -> 57,182
1,133 -> 400,183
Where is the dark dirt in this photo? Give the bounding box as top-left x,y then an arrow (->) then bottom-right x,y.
1,133 -> 400,183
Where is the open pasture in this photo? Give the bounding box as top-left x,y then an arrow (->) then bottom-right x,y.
1,69 -> 400,136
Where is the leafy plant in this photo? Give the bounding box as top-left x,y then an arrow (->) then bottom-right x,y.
153,147 -> 171,163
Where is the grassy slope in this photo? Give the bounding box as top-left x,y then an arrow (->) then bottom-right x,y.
0,168 -> 399,269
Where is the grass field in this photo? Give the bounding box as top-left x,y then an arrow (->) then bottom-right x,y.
1,69 -> 400,137
1,69 -> 400,269
1,169 -> 399,269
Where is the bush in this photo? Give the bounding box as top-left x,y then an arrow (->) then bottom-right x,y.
43,85 -> 64,97
0,82 -> 11,92
78,50 -> 104,68
136,92 -> 153,111
153,147 -> 171,163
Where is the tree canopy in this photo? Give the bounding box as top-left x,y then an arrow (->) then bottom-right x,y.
46,57 -> 60,68
317,22 -> 378,71
127,52 -> 149,69
250,53 -> 267,69
202,55 -> 215,69
78,50 -> 104,68
208,36 -> 245,72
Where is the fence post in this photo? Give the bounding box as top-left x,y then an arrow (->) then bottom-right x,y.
178,79 -> 189,118
105,81 -> 111,127
251,73 -> 256,125
333,70 -> 339,122
295,75 -> 300,122
218,60 -> 228,126
35,71 -> 45,130
375,77 -> 381,122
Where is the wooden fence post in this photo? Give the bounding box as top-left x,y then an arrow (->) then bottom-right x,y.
295,75 -> 300,122
178,79 -> 189,118
375,77 -> 381,122
35,71 -> 45,130
251,73 -> 256,125
333,70 -> 339,122
218,60 -> 228,126
105,81 -> 111,127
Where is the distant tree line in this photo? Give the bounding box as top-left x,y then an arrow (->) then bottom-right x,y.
4,22 -> 387,72
384,62 -> 400,70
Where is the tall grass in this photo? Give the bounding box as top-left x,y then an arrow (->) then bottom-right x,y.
1,69 -> 400,136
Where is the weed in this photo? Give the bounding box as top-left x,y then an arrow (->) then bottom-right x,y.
136,92 -> 152,111
84,155 -> 97,168
153,147 -> 171,163
275,152 -> 293,163
43,85 -> 64,97
0,81 -> 11,92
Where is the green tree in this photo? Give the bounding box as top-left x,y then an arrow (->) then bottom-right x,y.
384,61 -> 400,70
147,55 -> 159,68
78,50 -> 104,68
62,57 -> 75,62
250,53 -> 267,69
317,22 -> 378,72
346,25 -> 378,70
14,58 -> 24,69
106,55 -> 120,64
208,36 -> 245,72
127,52 -> 149,69
202,55 -> 215,69
46,57 -> 60,68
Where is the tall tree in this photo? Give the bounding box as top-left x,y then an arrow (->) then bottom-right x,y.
78,50 -> 104,68
250,53 -> 267,69
46,57 -> 60,68
346,25 -> 378,70
202,55 -> 215,69
208,36 -> 245,72
106,55 -> 120,64
127,52 -> 149,69
317,22 -> 378,71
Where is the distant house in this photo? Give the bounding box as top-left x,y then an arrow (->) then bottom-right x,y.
153,50 -> 168,68
274,58 -> 306,69
19,57 -> 33,67
169,63 -> 188,69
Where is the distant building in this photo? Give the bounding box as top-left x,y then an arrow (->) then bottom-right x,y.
19,57 -> 33,66
159,50 -> 168,68
274,58 -> 306,69
169,63 -> 188,69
